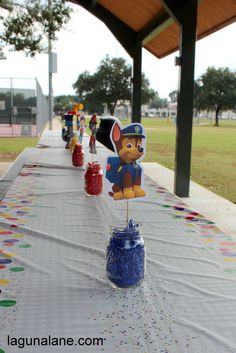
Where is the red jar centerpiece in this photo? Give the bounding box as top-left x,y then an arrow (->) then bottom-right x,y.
72,144 -> 84,167
84,162 -> 103,196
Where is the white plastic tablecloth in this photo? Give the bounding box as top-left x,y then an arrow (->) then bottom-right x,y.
1,132 -> 236,353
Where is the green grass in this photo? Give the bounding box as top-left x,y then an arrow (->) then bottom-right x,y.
191,124 -> 236,202
0,137 -> 39,161
137,118 -> 236,203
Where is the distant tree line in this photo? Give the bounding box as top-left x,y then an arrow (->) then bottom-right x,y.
55,56 -> 236,127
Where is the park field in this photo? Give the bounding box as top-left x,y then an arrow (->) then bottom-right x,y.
140,118 -> 236,204
0,137 -> 39,161
0,118 -> 236,203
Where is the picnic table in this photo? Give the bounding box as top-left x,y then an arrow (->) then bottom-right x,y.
0,130 -> 236,353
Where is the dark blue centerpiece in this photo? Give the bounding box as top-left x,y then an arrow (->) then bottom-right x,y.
106,220 -> 145,288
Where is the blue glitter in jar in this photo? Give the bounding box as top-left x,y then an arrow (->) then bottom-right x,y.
106,220 -> 145,288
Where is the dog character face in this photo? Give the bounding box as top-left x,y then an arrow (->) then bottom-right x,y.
119,137 -> 144,163
111,122 -> 145,164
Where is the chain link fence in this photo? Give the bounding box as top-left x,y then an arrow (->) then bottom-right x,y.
0,78 -> 49,136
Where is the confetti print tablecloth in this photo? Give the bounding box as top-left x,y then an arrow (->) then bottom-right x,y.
1,132 -> 236,353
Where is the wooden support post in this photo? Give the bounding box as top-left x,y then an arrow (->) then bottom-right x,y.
163,0 -> 198,197
131,44 -> 142,123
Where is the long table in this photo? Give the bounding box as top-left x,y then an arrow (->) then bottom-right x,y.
1,131 -> 236,353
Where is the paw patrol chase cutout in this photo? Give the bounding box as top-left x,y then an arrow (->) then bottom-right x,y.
106,121 -> 146,200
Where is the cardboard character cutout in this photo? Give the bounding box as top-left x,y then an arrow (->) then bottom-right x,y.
106,122 -> 146,200
89,114 -> 97,154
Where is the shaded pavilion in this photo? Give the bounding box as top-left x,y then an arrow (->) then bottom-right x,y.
70,0 -> 236,197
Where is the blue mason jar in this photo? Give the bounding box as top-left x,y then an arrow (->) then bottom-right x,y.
106,220 -> 145,288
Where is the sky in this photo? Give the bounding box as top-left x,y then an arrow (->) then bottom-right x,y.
0,4 -> 236,98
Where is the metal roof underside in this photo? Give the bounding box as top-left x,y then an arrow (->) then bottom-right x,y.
70,0 -> 236,59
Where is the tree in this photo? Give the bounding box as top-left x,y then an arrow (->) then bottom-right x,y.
73,70 -> 103,114
140,74 -> 155,106
168,90 -> 178,103
73,55 -> 155,115
149,91 -> 167,109
194,67 -> 236,126
0,0 -> 71,57
54,94 -> 79,113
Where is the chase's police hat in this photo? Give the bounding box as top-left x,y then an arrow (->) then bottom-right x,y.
121,124 -> 145,138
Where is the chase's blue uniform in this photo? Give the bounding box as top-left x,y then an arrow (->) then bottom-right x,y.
114,161 -> 142,188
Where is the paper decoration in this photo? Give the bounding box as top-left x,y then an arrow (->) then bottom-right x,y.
105,121 -> 146,200
89,114 -> 98,154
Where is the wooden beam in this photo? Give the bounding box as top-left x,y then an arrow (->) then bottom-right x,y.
161,0 -> 191,24
136,12 -> 173,45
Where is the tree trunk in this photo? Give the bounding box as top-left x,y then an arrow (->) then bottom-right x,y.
215,108 -> 220,127
109,106 -> 115,116
109,103 -> 116,116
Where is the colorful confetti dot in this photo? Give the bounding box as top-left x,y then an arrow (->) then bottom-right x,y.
224,258 -> 236,263
0,259 -> 12,264
0,300 -> 16,307
0,279 -> 10,285
10,267 -> 25,272
3,239 -> 19,243
11,234 -> 24,239
174,206 -> 185,211
2,252 -> 15,258
18,244 -> 31,248
0,231 -> 13,235
189,212 -> 200,216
